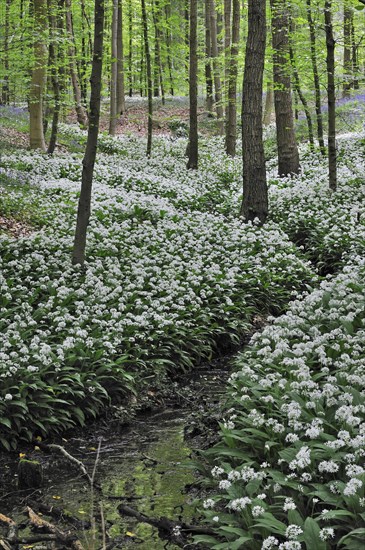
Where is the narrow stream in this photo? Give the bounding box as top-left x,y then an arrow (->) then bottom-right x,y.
0,367 -> 227,549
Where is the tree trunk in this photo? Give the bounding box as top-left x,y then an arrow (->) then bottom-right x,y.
187,0 -> 198,169
109,0 -> 118,135
141,0 -> 153,156
306,0 -> 325,155
351,18 -> 359,89
204,0 -> 214,114
289,18 -> 314,151
208,0 -> 224,134
128,0 -> 133,96
47,0 -> 61,154
225,0 -> 240,157
270,0 -> 300,177
343,2 -> 353,97
2,0 -> 11,105
224,0 -> 231,87
72,0 -> 104,266
79,0 -> 88,106
65,0 -> 88,129
117,0 -> 125,114
29,0 -> 47,151
152,0 -> 165,103
164,1 -> 174,95
240,0 -> 267,223
325,0 -> 337,191
263,81 -> 274,126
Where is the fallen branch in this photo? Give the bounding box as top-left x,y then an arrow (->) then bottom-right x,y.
0,514 -> 17,546
118,503 -> 216,541
36,442 -> 93,485
27,506 -> 84,550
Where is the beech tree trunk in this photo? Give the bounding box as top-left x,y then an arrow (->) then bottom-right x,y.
263,81 -> 274,126
187,0 -> 198,170
224,0 -> 231,87
65,0 -> 88,129
117,0 -> 125,114
240,0 -> 267,223
204,0 -> 214,113
343,2 -> 353,97
128,0 -> 133,96
306,0 -> 325,155
207,0 -> 224,134
164,1 -> 174,95
325,0 -> 337,191
29,0 -> 47,151
289,18 -> 314,150
72,0 -> 104,266
47,0 -> 61,154
141,0 -> 153,156
225,0 -> 240,157
109,0 -> 118,135
2,0 -> 11,104
270,0 -> 300,177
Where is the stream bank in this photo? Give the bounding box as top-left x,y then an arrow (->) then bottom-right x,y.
0,360 -> 232,550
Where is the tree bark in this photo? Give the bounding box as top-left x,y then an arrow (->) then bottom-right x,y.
29,0 -> 48,151
289,18 -> 314,150
306,0 -> 325,155
72,0 -> 104,266
109,0 -> 118,135
225,0 -> 240,157
343,1 -> 353,97
128,0 -> 133,96
240,0 -> 267,223
204,0 -> 214,113
270,0 -> 300,177
263,81 -> 274,126
47,0 -> 61,154
207,0 -> 224,134
141,0 -> 153,156
187,0 -> 198,169
65,0 -> 88,129
117,0 -> 125,114
2,0 -> 11,105
224,0 -> 231,87
164,1 -> 174,95
324,0 -> 337,191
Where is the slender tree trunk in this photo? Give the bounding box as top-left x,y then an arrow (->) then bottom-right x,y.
270,0 -> 300,176
187,0 -> 198,169
29,0 -> 48,151
263,81 -> 274,126
72,0 -> 104,266
325,0 -> 337,191
47,0 -> 61,154
141,0 -> 153,156
225,0 -> 240,157
2,0 -> 11,104
109,0 -> 118,135
152,0 -> 165,103
128,0 -> 133,96
80,0 -> 88,106
184,0 -> 189,84
351,19 -> 359,89
289,19 -> 314,150
208,0 -> 224,134
65,0 -> 88,128
240,0 -> 267,223
204,0 -> 214,113
343,1 -> 353,97
117,0 -> 125,114
224,0 -> 231,87
306,0 -> 325,155
164,1 -> 174,95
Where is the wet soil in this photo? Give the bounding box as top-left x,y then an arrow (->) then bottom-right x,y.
0,363 -> 229,550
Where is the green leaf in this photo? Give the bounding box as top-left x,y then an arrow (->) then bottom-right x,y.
0,417 -> 12,429
302,517 -> 326,550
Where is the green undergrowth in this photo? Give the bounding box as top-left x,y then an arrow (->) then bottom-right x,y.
195,257 -> 365,549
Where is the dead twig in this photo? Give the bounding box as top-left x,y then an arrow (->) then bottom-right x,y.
27,506 -> 84,550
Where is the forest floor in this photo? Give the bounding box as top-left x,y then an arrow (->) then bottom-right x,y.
0,96 -> 365,549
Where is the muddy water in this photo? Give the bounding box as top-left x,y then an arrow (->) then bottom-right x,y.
0,368 -> 227,549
